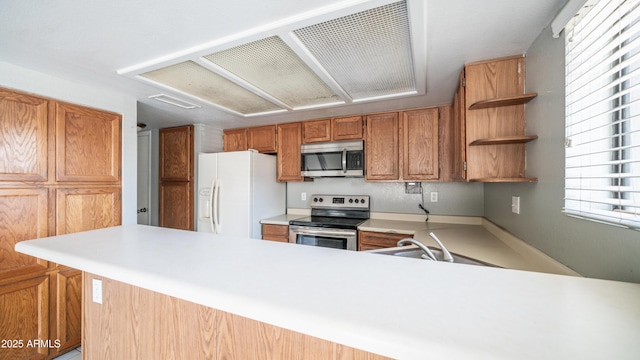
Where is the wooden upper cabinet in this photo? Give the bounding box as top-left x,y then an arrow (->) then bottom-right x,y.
0,88 -> 50,182
55,187 -> 122,235
159,125 -> 194,181
223,128 -> 247,152
365,112 -> 399,181
247,125 -> 276,153
302,119 -> 331,143
402,108 -> 439,181
332,116 -> 363,141
55,102 -> 121,183
451,72 -> 467,182
276,122 -> 303,182
0,188 -> 49,278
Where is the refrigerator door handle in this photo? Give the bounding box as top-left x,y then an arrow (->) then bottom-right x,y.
213,179 -> 221,234
209,179 -> 216,233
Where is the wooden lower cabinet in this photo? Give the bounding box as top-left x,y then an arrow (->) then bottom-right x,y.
0,275 -> 50,360
159,181 -> 193,230
52,268 -> 82,355
358,231 -> 412,251
262,224 -> 289,243
83,273 -> 389,360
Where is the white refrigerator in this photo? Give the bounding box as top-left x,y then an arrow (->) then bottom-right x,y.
196,151 -> 285,238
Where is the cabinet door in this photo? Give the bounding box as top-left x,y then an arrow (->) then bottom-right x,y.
451,71 -> 467,181
302,119 -> 331,143
276,123 -> 303,182
402,108 -> 439,181
0,188 -> 49,279
55,187 -> 122,235
223,128 -> 248,152
52,268 -> 82,355
159,125 -> 194,181
159,181 -> 193,230
0,275 -> 50,360
55,102 -> 121,183
262,224 -> 289,242
0,88 -> 50,182
332,116 -> 363,141
247,125 -> 276,153
365,113 -> 399,181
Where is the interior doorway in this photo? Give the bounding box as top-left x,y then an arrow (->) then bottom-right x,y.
137,130 -> 151,225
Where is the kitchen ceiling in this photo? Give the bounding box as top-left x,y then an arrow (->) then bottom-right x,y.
0,0 -> 567,129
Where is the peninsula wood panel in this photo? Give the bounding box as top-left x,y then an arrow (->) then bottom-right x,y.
0,88 -> 50,182
276,122 -> 303,182
0,189 -> 49,279
83,273 -> 389,360
55,187 -> 122,235
55,102 -> 121,183
402,108 -> 439,180
159,125 -> 194,181
464,56 -> 527,180
302,119 -> 331,143
223,128 -> 247,152
0,275 -> 50,360
365,112 -> 399,181
247,125 -> 276,153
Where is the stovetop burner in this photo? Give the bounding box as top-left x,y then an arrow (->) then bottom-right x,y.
289,194 -> 370,230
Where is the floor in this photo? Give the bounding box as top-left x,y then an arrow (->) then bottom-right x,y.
52,346 -> 81,360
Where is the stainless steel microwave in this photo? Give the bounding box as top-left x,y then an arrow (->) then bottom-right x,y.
300,140 -> 364,177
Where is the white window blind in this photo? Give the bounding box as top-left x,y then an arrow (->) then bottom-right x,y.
564,0 -> 640,230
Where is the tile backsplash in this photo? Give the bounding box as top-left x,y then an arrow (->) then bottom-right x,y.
286,178 -> 484,216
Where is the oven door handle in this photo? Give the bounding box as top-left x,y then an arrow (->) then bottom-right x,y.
342,148 -> 347,173
292,228 -> 356,237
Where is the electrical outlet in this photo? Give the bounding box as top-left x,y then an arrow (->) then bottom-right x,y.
301,192 -> 306,201
92,278 -> 102,304
430,191 -> 438,202
512,196 -> 520,214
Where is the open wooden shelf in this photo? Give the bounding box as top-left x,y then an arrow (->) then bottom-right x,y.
469,177 -> 538,183
469,135 -> 538,146
468,93 -> 538,110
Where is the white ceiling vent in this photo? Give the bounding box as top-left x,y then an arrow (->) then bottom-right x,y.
293,1 -> 415,101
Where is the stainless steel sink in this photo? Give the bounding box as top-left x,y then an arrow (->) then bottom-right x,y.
372,246 -> 501,267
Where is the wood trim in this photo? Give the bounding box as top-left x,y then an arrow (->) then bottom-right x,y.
83,273 -> 389,360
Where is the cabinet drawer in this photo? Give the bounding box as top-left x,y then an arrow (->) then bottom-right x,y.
358,231 -> 411,251
262,224 -> 289,242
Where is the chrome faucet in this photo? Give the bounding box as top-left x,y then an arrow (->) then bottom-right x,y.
397,238 -> 438,261
429,232 -> 454,262
396,232 -> 454,263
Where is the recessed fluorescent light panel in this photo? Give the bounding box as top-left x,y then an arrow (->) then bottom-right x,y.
140,61 -> 283,115
293,1 -> 415,100
125,0 -> 421,117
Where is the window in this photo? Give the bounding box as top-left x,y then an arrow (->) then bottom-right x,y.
564,0 -> 640,230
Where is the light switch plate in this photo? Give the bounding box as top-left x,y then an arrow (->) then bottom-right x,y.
512,196 -> 520,214
92,278 -> 103,304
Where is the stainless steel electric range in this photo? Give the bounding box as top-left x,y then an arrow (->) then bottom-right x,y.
289,194 -> 370,251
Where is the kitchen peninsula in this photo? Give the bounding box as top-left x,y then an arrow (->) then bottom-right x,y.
15,225 -> 640,359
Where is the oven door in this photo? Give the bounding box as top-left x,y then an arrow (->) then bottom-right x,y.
289,225 -> 357,251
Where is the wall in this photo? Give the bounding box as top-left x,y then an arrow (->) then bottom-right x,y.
0,61 -> 138,225
483,27 -> 640,284
287,179 -> 484,216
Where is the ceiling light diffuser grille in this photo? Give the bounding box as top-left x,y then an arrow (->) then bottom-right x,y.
140,61 -> 282,115
294,1 -> 415,100
203,36 -> 341,108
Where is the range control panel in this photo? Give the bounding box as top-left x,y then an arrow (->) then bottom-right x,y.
310,195 -> 370,209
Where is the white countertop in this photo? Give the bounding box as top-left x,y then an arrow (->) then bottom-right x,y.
260,213 -> 307,225
17,225 -> 640,359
